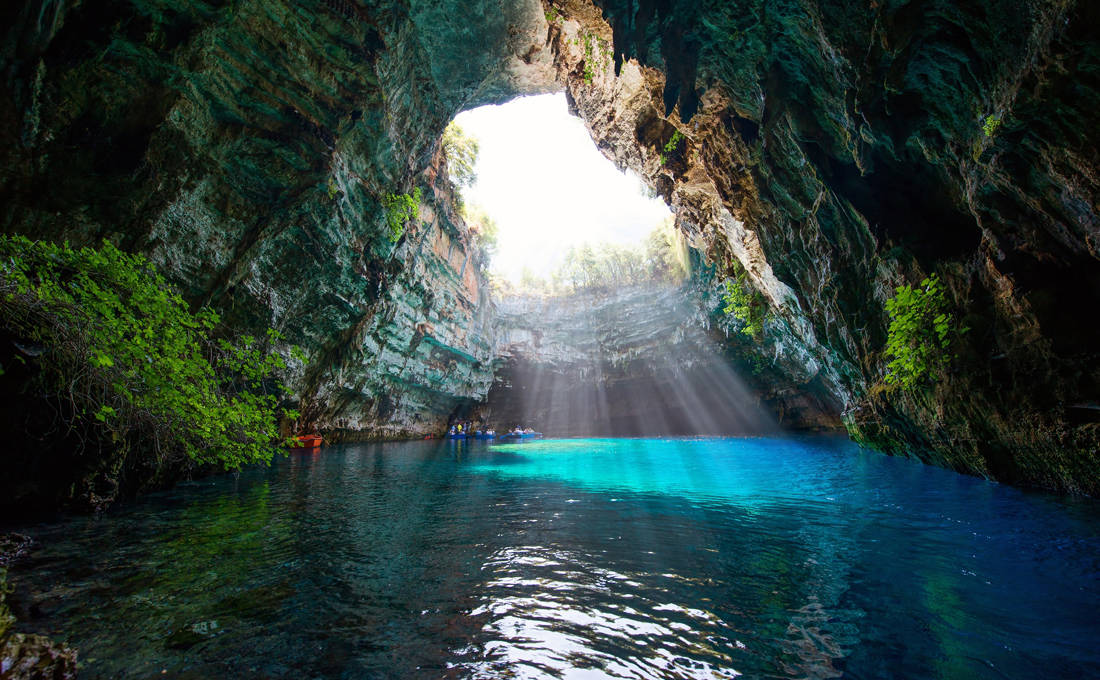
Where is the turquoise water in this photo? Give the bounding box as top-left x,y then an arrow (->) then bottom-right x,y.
7,437 -> 1100,679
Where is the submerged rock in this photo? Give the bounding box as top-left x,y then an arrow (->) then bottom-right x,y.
0,633 -> 77,680
0,538 -> 77,680
0,536 -> 33,569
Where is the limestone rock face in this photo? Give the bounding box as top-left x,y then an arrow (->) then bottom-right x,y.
1,0 -> 1098,494
487,285 -> 841,435
545,0 -> 1100,492
0,0 -> 556,443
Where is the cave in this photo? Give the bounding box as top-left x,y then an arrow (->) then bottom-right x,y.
1,0 -> 1099,678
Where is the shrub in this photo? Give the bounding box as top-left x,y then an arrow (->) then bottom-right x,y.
544,221 -> 688,293
572,31 -> 612,84
442,123 -> 479,189
644,217 -> 690,282
0,236 -> 299,470
982,114 -> 1002,138
462,202 -> 499,265
660,130 -> 684,165
382,188 -> 421,242
883,273 -> 966,389
722,272 -> 766,340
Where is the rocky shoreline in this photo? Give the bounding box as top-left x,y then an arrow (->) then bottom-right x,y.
0,534 -> 77,680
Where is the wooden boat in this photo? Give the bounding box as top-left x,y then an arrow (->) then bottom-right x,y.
289,434 -> 323,449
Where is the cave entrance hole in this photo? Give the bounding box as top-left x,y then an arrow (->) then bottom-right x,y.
449,92 -> 672,291
446,93 -> 775,438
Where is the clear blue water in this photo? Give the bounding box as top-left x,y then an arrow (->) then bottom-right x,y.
7,437 -> 1100,679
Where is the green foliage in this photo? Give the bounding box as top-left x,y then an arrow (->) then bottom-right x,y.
462,203 -> 499,265
494,222 -> 688,297
326,177 -> 339,200
544,6 -> 560,24
722,272 -> 766,340
550,221 -> 689,293
970,138 -> 985,163
0,236 -> 298,470
644,217 -> 690,281
571,31 -> 612,84
660,130 -> 684,165
883,274 -> 967,389
442,122 -> 479,189
382,187 -> 421,242
520,266 -> 546,291
982,114 -> 1002,138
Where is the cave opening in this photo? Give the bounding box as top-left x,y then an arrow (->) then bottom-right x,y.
443,93 -> 774,438
449,92 -> 671,289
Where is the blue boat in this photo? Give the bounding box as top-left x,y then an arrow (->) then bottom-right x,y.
473,432 -> 496,439
446,433 -> 469,440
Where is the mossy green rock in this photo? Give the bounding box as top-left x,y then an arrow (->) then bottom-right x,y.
0,0 -> 555,445
568,0 -> 1100,492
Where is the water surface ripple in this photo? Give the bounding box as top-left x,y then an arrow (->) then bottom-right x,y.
6,437 -> 1100,679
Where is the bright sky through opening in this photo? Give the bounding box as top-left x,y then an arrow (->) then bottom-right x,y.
453,93 -> 671,284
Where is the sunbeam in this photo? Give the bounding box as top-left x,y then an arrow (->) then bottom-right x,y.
486,283 -> 775,437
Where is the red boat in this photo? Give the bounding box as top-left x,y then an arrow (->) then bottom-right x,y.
289,434 -> 323,449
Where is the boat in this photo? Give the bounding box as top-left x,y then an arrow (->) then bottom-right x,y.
289,434 -> 323,449
473,431 -> 496,439
446,432 -> 469,440
499,431 -> 543,441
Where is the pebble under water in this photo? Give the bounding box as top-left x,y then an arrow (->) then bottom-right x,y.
6,437 -> 1100,679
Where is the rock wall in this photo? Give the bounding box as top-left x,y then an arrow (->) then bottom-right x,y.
543,0 -> 1100,493
0,0 -> 557,441
486,283 -> 841,435
1,0 -> 1097,494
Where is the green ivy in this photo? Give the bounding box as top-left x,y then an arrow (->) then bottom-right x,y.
982,114 -> 1002,138
382,187 -> 421,242
571,31 -> 612,84
660,130 -> 684,165
326,177 -> 339,200
442,123 -> 479,189
0,236 -> 299,470
722,272 -> 766,340
883,273 -> 967,389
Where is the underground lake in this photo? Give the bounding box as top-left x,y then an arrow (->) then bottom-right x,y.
5,437 -> 1099,679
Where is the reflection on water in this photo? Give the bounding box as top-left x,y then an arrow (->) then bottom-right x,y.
6,438 -> 1100,679
459,545 -> 746,679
